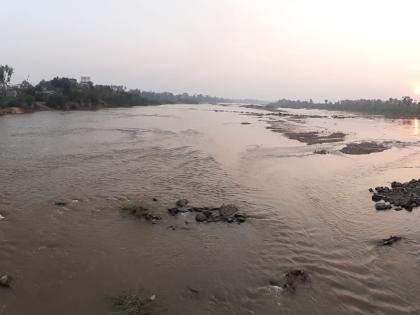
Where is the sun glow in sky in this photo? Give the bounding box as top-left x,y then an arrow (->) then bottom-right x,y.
3,0 -> 420,100
412,82 -> 420,96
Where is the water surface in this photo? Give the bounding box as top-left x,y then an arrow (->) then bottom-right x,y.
1,104 -> 420,314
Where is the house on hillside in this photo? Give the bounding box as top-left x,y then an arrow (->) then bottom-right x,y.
5,89 -> 17,98
80,76 -> 92,87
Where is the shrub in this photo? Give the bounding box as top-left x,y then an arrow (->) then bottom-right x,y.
111,291 -> 153,315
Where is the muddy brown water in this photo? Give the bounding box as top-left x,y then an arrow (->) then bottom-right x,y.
1,104 -> 420,314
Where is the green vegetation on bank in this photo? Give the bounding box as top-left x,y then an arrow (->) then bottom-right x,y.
0,64 -> 230,111
269,97 -> 420,117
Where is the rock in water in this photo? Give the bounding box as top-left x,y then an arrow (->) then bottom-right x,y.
375,201 -> 392,211
372,194 -> 383,202
282,270 -> 310,293
195,213 -> 208,222
340,142 -> 388,155
0,275 -> 10,287
168,207 -> 179,216
219,204 -> 239,218
269,279 -> 281,287
176,206 -> 191,213
176,199 -> 189,207
234,213 -> 247,224
381,235 -> 402,246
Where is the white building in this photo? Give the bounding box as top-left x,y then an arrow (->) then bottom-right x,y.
80,76 -> 92,86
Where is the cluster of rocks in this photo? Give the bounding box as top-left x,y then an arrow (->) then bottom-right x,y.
370,179 -> 420,211
270,269 -> 310,294
368,180 -> 419,248
168,199 -> 247,224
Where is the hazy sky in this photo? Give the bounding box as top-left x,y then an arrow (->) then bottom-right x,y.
3,0 -> 420,101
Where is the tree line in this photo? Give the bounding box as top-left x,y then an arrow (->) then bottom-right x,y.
269,96 -> 420,116
0,65 -> 230,110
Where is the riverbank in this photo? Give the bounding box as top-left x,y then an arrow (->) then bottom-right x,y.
0,107 -> 25,115
0,101 -> 149,117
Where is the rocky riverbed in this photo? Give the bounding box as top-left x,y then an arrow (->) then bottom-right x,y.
341,142 -> 390,155
2,104 -> 420,315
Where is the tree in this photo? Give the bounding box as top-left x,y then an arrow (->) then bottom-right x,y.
402,96 -> 413,106
0,65 -> 14,96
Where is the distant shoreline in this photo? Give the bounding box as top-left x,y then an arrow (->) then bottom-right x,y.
265,98 -> 420,118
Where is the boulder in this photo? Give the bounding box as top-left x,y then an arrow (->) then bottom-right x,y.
372,194 -> 383,202
0,275 -> 10,287
391,181 -> 402,188
234,214 -> 247,224
282,270 -> 310,293
375,201 -> 392,211
269,279 -> 281,287
176,199 -> 189,207
176,206 -> 191,213
219,204 -> 239,218
195,213 -> 208,222
168,208 -> 179,216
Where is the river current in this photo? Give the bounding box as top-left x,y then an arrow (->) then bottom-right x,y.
1,104 -> 420,314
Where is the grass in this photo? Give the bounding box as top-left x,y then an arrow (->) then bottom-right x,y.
120,199 -> 161,220
110,291 -> 152,315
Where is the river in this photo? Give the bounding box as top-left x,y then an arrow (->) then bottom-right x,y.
1,104 -> 420,314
